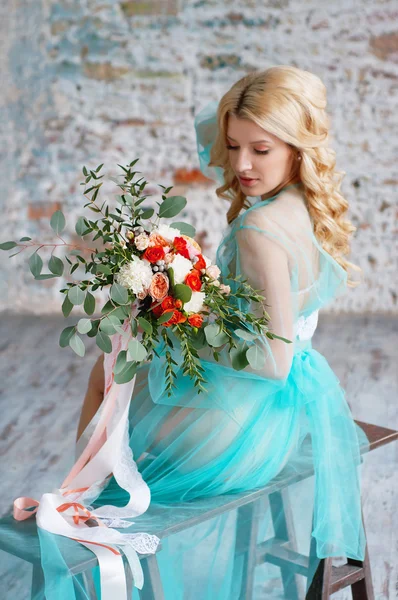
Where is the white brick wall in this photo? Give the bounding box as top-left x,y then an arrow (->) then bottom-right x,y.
0,0 -> 397,314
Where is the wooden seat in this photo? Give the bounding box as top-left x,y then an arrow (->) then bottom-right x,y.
0,420 -> 397,599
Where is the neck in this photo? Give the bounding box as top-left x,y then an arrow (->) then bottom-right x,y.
260,177 -> 302,202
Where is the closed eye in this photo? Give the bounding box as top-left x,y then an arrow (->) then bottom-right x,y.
226,145 -> 269,155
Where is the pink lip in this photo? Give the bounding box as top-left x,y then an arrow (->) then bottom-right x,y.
239,177 -> 258,187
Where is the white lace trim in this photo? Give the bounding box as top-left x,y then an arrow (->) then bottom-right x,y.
293,309 -> 319,341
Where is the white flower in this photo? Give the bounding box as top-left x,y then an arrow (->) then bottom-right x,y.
115,256 -> 153,296
134,233 -> 150,251
184,291 -> 206,313
219,284 -> 231,295
154,224 -> 178,243
170,253 -> 193,284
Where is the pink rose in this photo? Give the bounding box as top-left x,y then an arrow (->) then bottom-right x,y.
219,284 -> 231,295
149,272 -> 169,301
206,265 -> 221,280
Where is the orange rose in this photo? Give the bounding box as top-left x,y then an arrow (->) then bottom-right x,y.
161,295 -> 175,311
149,272 -> 169,301
162,309 -> 187,327
148,233 -> 169,247
174,299 -> 183,309
193,254 -> 206,271
173,236 -> 190,260
185,270 -> 202,292
143,245 -> 165,263
188,314 -> 203,328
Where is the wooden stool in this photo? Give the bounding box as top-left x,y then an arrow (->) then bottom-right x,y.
1,420 -> 397,599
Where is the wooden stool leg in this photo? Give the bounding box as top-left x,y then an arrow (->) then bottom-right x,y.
269,490 -> 301,600
349,544 -> 374,600
138,554 -> 165,600
234,499 -> 261,600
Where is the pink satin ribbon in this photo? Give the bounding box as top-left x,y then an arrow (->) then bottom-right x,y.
11,316 -> 151,599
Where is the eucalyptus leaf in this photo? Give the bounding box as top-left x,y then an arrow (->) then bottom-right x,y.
230,345 -> 250,370
170,222 -> 196,237
84,291 -> 96,315
235,328 -> 257,341
75,216 -> 90,236
157,311 -> 174,325
62,294 -> 74,317
0,241 -> 17,250
19,237 -> 32,242
158,195 -> 187,219
69,333 -> 85,357
96,264 -> 112,275
68,286 -> 86,306
114,350 -> 128,375
110,282 -> 129,305
127,339 -> 147,362
140,208 -> 154,219
138,316 -> 152,335
77,318 -> 92,334
59,326 -> 76,348
113,360 -> 138,384
204,324 -> 229,347
50,210 -> 66,235
35,273 -> 59,280
96,330 -> 112,353
131,319 -> 138,337
99,314 -> 122,335
174,284 -> 192,304
246,344 -> 266,370
28,252 -> 43,277
48,255 -> 64,276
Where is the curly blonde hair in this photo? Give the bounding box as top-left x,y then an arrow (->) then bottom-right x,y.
208,65 -> 361,288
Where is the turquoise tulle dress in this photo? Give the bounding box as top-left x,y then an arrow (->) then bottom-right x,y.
0,101 -> 369,599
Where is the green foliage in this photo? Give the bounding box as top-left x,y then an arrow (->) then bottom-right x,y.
0,158 -> 290,395
170,222 -> 196,237
158,195 -> 187,218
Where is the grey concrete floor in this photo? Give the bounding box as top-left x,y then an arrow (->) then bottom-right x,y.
0,312 -> 397,599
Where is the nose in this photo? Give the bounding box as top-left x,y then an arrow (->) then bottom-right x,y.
234,149 -> 253,174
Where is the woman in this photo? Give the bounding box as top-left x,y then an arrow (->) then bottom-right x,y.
74,65 -> 368,598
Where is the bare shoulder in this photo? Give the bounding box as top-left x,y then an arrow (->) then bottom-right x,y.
245,187 -> 310,230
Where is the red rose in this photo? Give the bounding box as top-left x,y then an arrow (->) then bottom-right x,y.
162,309 -> 187,327
193,254 -> 206,271
151,302 -> 164,318
161,295 -> 175,311
175,299 -> 183,309
188,314 -> 203,328
185,270 -> 202,292
143,245 -> 165,263
173,236 -> 190,260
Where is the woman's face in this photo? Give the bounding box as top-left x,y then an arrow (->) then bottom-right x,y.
226,114 -> 298,198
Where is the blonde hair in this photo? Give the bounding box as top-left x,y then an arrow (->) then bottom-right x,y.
208,65 -> 361,288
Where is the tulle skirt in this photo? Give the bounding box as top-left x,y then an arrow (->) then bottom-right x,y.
90,339 -> 368,598
1,340 -> 369,599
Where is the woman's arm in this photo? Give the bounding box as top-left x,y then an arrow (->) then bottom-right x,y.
76,354 -> 105,443
236,224 -> 294,380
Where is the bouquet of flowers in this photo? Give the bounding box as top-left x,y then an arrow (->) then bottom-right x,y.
1,159 -> 290,395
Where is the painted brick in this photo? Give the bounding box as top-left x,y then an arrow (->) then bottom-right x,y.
0,0 -> 397,316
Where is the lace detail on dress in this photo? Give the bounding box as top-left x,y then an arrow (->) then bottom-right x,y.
123,532 -> 161,554
293,309 -> 319,341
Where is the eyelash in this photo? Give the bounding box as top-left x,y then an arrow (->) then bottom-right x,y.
226,145 -> 269,155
